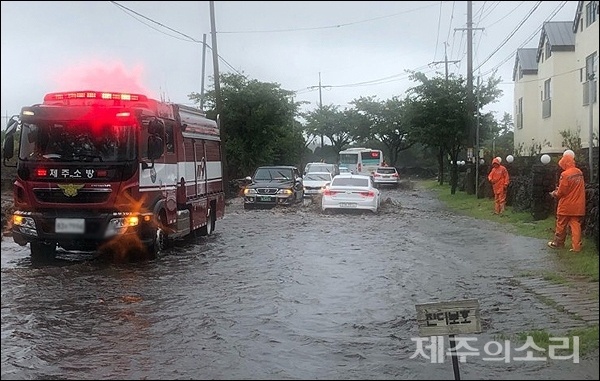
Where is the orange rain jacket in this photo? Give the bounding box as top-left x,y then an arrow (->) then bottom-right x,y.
553,155 -> 586,216
487,157 -> 510,194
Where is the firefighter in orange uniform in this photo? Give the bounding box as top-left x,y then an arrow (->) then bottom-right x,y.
548,155 -> 586,252
487,157 -> 510,215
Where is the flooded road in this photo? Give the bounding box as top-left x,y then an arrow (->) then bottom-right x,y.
1,182 -> 598,379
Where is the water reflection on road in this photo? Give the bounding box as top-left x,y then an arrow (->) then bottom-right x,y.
1,183 -> 597,379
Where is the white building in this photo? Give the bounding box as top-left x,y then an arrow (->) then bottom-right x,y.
513,1 -> 598,156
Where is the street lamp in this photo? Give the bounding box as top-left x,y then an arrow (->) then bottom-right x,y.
541,154 -> 551,165
506,155 -> 514,164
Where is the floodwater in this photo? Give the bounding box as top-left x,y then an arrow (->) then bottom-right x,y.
1,182 -> 598,380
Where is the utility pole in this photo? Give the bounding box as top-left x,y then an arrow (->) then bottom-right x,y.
588,72 -> 596,183
455,1 -> 483,163
200,33 -> 207,111
209,1 -> 227,194
431,42 -> 460,81
318,72 -> 323,148
307,72 -> 331,149
455,0 -> 484,196
475,76 -> 481,197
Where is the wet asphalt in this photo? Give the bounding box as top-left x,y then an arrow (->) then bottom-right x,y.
1,182 -> 598,380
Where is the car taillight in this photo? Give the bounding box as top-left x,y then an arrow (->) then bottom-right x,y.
393,173 -> 399,177
360,191 -> 375,197
323,189 -> 337,196
373,172 -> 380,177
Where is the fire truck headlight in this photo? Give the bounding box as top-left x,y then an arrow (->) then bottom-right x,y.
105,216 -> 139,237
13,215 -> 38,236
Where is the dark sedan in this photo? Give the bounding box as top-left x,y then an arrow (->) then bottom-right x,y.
243,166 -> 304,209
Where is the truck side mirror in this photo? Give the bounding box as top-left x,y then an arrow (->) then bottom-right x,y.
148,135 -> 164,161
3,134 -> 14,160
148,118 -> 164,136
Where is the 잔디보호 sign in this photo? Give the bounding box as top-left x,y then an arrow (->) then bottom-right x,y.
415,299 -> 481,336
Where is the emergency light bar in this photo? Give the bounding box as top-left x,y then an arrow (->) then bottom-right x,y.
43,91 -> 148,102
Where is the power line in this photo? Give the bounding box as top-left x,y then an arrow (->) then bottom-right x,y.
433,1 -> 444,62
217,2 -> 447,34
480,1 -> 569,77
474,1 -> 543,72
110,1 -> 245,77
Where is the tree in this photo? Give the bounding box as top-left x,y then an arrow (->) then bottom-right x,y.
350,96 -> 416,166
404,71 -> 501,193
303,105 -> 359,156
189,73 -> 305,180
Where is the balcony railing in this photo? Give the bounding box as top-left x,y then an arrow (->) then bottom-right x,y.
542,99 -> 551,118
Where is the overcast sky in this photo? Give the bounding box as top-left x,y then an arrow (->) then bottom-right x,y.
1,1 -> 579,126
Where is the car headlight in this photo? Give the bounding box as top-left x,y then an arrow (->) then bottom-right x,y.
277,188 -> 293,195
244,188 -> 258,195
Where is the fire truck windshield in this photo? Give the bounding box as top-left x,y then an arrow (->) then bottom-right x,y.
19,121 -> 136,162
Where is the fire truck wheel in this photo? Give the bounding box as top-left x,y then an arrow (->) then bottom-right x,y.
199,207 -> 215,236
147,215 -> 166,259
30,241 -> 57,260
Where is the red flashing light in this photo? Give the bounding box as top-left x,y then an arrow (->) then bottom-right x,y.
43,91 -> 147,103
371,152 -> 380,158
36,168 -> 47,177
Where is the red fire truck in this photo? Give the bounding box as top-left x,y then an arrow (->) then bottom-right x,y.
2,90 -> 225,260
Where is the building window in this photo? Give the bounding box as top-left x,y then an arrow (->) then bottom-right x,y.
545,40 -> 552,59
517,98 -> 523,129
542,79 -> 551,118
543,78 -> 551,100
586,52 -> 597,80
586,1 -> 598,27
584,52 -> 598,105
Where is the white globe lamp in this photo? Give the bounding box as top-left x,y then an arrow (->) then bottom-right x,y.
563,149 -> 575,158
540,154 -> 551,165
506,155 -> 514,163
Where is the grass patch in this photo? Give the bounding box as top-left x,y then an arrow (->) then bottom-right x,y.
421,180 -> 599,282
513,326 -> 599,357
541,271 -> 568,285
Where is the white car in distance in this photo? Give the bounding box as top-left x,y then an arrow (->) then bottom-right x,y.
303,172 -> 333,198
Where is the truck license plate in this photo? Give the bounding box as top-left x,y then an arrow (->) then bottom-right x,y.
55,218 -> 85,233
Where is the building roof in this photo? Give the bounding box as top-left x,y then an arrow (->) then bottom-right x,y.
574,1 -> 600,32
513,48 -> 538,81
537,21 -> 576,61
